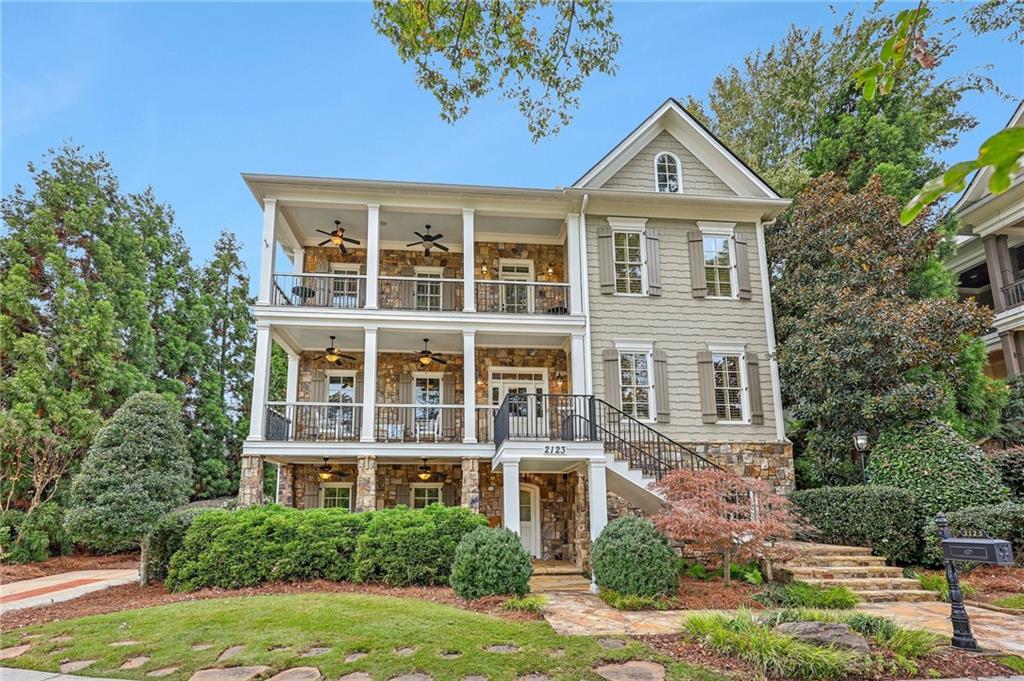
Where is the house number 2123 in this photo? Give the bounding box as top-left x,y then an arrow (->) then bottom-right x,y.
543,445 -> 567,455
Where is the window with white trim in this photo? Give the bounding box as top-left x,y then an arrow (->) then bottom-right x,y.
712,351 -> 747,422
413,374 -> 442,438
329,264 -> 360,308
325,371 -> 356,434
703,235 -> 735,298
320,483 -> 353,510
613,231 -> 645,294
619,351 -> 654,421
410,483 -> 443,508
655,152 -> 681,193
414,266 -> 443,311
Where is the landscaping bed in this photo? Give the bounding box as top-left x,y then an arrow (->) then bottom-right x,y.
674,576 -> 764,610
0,551 -> 138,582
912,565 -> 1024,611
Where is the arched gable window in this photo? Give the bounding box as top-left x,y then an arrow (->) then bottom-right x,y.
655,152 -> 681,193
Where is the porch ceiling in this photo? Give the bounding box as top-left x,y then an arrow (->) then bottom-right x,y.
279,326 -> 570,353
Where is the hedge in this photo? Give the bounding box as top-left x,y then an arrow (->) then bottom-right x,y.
992,449 -> 1024,501
450,526 -> 533,599
591,516 -> 678,598
147,508 -> 210,581
922,501 -> 1024,567
788,486 -> 922,565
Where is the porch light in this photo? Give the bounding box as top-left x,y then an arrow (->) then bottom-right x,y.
852,431 -> 870,453
318,457 -> 333,481
325,350 -> 340,363
554,373 -> 565,389
417,458 -> 433,481
330,234 -> 343,246
546,264 -> 554,276
419,355 -> 432,366
480,264 -> 488,275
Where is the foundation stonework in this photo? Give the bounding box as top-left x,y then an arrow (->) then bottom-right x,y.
356,456 -> 377,511
461,457 -> 480,511
375,463 -> 463,508
689,441 -> 795,494
238,456 -> 264,507
276,464 -> 295,506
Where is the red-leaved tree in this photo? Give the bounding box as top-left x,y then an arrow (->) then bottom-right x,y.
653,468 -> 795,584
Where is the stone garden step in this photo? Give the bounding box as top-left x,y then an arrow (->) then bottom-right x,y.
530,574 -> 592,593
786,555 -> 889,568
801,577 -> 925,591
778,541 -> 875,556
784,565 -> 905,579
856,589 -> 938,603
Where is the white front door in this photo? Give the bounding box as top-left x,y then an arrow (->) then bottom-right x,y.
518,484 -> 541,558
497,379 -> 546,438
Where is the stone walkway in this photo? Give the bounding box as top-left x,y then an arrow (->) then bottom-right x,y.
0,570 -> 138,614
542,591 -> 688,635
858,601 -> 1024,654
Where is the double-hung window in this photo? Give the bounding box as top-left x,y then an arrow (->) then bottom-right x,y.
320,483 -> 353,510
711,349 -> 748,423
700,224 -> 737,299
618,349 -> 654,421
410,483 -> 442,508
414,267 -> 443,311
613,231 -> 645,294
330,264 -> 360,308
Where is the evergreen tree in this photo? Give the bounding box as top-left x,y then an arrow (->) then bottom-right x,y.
68,391 -> 191,584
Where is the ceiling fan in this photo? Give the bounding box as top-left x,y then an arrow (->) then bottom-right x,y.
415,338 -> 448,366
316,220 -> 361,255
406,224 -> 448,255
313,335 -> 357,365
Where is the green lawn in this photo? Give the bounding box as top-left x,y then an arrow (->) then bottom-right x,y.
1,593 -> 722,681
994,594 -> 1024,609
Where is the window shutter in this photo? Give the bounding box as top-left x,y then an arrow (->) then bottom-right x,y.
354,372 -> 364,404
399,375 -> 414,437
442,484 -> 456,507
603,348 -> 620,408
395,484 -> 409,509
653,349 -> 670,423
598,226 -> 615,295
746,351 -> 765,425
646,229 -> 662,296
441,378 -> 456,438
358,264 -> 367,307
442,267 -> 457,310
400,277 -> 415,309
311,370 -> 326,402
735,232 -> 752,300
697,351 -> 717,424
688,232 -> 707,298
305,479 -> 320,510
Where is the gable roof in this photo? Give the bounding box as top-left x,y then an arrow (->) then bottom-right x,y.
573,98 -> 781,199
953,100 -> 1024,215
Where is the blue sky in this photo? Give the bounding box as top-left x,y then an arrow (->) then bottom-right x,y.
3,2 -> 1021,278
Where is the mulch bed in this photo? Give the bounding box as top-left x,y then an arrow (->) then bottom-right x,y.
672,576 -> 763,610
2,579 -> 541,630
965,565 -> 1024,605
0,552 -> 139,582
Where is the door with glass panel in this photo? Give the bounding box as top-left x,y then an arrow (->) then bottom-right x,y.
325,374 -> 356,437
499,262 -> 533,314
331,266 -> 360,308
518,484 -> 540,557
491,371 -> 547,438
414,376 -> 442,440
415,271 -> 443,311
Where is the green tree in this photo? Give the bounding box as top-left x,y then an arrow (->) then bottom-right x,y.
67,392 -> 192,584
372,0 -> 620,142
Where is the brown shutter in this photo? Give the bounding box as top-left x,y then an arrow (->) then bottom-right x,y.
395,483 -> 409,509
688,232 -> 707,298
311,370 -> 326,402
354,372 -> 364,404
442,267 -> 457,310
735,232 -> 752,301
358,264 -> 367,307
646,228 -> 662,296
305,477 -> 319,509
603,348 -> 620,408
442,484 -> 456,507
653,349 -> 670,423
746,351 -> 765,425
399,374 -> 414,438
697,351 -> 717,424
441,377 -> 456,439
400,277 -> 415,309
598,226 -> 615,295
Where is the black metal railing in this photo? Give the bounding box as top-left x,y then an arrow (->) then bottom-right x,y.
378,276 -> 464,311
264,402 -> 362,441
493,393 -> 721,480
475,280 -> 570,315
271,273 -> 365,309
1004,278 -> 1024,308
476,406 -> 494,443
374,404 -> 464,442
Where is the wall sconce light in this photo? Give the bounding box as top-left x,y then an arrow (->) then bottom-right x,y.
480,264 -> 489,275
546,264 -> 555,276
554,373 -> 565,390
476,376 -> 486,388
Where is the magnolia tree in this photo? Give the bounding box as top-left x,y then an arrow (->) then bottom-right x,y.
653,468 -> 794,584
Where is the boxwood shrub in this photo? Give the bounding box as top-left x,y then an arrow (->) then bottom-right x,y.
867,421 -> 1009,520
788,485 -> 922,565
450,526 -> 532,599
922,501 -> 1024,567
148,507 -> 209,580
591,516 -> 678,597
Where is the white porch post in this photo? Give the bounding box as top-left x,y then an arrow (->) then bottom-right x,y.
570,332 -> 586,394
360,325 -> 378,442
257,199 -> 278,305
463,330 -> 477,443
502,461 -> 521,533
588,460 -> 608,542
365,204 -> 380,310
248,323 -> 273,439
566,213 -> 584,315
285,353 -> 300,403
463,208 -> 475,312
292,247 -> 305,275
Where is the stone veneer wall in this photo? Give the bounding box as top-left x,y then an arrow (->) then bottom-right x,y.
474,347 -> 570,404
473,242 -> 566,282
687,441 -> 795,495
297,352 -> 465,404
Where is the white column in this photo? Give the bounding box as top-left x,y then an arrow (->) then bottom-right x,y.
502,460 -> 520,533
463,330 -> 477,443
248,323 -> 273,439
257,199 -> 278,305
566,213 -> 584,315
360,325 -> 378,442
285,353 -> 300,403
292,248 -> 305,275
570,332 -> 586,394
364,204 -> 380,310
463,209 -> 475,312
588,460 -> 608,543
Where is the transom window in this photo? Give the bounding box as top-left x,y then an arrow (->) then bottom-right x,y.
613,231 -> 644,294
321,484 -> 352,510
713,353 -> 746,422
415,267 -> 443,311
499,260 -> 533,313
703,236 -> 735,298
655,152 -> 681,193
619,351 -> 653,421
411,484 -> 442,508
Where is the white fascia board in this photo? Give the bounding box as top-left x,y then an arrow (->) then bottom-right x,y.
245,440 -> 494,459
252,307 -> 587,334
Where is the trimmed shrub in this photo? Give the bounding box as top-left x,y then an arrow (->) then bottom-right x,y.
0,504 -> 73,564
993,449 -> 1024,501
788,485 -> 922,565
599,588 -> 671,611
922,501 -> 1024,567
353,505 -> 488,587
754,581 -> 859,609
591,516 -> 678,598
450,526 -> 532,599
277,508 -> 372,582
867,421 -> 1008,520
148,508 -> 209,581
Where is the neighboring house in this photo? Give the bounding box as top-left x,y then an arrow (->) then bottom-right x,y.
948,102 -> 1024,379
240,98 -> 793,568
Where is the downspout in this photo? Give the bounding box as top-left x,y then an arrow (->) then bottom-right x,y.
755,217 -> 787,442
579,193 -> 594,394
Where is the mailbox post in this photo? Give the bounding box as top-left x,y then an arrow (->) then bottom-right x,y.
936,513 -> 1015,651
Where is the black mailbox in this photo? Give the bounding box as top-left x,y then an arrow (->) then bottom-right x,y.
941,537 -> 1014,566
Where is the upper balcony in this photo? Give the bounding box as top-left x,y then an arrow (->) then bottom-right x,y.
255,200 -> 585,320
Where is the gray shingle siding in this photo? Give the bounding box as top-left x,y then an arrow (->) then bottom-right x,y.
586,215 -> 779,443
602,130 -> 736,196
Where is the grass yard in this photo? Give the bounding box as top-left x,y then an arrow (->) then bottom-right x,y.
0,593 -> 723,681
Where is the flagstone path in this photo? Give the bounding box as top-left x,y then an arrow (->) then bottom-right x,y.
541,591 -> 688,636
0,570 -> 138,613
858,601 -> 1024,654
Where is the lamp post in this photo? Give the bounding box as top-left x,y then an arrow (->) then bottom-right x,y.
852,430 -> 870,483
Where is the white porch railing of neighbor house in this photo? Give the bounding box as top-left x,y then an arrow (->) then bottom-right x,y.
271,273 -> 366,309
374,404 -> 464,443
1003,278 -> 1024,309
377,276 -> 464,312
264,402 -> 362,441
475,280 -> 570,315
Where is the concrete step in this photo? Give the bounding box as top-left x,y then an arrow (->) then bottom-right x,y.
856,589 -> 937,603
784,566 -> 905,579
801,577 -> 924,591
532,562 -> 582,576
530,574 -> 592,593
787,555 -> 889,568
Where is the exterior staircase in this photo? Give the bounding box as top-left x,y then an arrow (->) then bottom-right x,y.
529,561 -> 592,593
776,542 -> 935,603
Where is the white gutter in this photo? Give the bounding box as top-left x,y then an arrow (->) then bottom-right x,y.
756,218 -> 787,441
